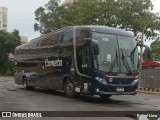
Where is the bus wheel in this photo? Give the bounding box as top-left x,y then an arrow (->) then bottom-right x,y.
99,94 -> 112,99
64,79 -> 76,98
23,77 -> 34,90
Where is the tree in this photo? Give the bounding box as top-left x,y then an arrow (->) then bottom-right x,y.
34,0 -> 61,34
34,0 -> 160,39
116,0 -> 160,38
150,38 -> 160,60
0,30 -> 21,75
34,0 -> 118,33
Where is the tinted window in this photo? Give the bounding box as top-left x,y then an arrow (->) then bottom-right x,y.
61,30 -> 73,43
92,32 -> 119,73
40,33 -> 60,46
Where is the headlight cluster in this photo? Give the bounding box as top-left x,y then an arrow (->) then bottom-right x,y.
132,79 -> 138,85
26,75 -> 30,78
95,77 -> 107,84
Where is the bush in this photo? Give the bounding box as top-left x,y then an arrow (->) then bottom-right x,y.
0,60 -> 14,76
1,70 -> 14,76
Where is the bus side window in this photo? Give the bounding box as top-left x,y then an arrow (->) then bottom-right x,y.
60,30 -> 73,55
80,30 -> 90,39
77,45 -> 91,76
49,34 -> 60,45
61,30 -> 73,44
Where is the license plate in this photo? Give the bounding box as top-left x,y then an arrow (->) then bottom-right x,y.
116,87 -> 124,92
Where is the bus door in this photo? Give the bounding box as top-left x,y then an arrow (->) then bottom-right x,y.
77,43 -> 93,94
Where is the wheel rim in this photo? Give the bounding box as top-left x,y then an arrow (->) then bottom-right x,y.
66,81 -> 73,95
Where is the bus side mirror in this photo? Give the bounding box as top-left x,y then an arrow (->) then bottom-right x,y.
83,38 -> 100,55
92,40 -> 99,55
137,44 -> 152,59
143,45 -> 152,59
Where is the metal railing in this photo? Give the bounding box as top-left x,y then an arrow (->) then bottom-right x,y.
140,69 -> 160,89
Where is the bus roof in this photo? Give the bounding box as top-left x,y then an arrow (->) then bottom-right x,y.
76,25 -> 134,37
16,25 -> 134,50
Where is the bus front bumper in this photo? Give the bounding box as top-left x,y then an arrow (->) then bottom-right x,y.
94,80 -> 139,95
95,89 -> 138,95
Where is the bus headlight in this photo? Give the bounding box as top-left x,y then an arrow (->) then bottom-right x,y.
95,77 -> 107,84
132,79 -> 138,85
26,75 -> 30,79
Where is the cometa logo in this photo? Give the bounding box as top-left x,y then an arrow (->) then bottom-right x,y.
45,58 -> 62,67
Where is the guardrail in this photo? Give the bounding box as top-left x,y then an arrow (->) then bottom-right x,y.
139,69 -> 160,92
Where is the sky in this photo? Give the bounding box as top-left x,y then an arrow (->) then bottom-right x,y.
0,0 -> 160,46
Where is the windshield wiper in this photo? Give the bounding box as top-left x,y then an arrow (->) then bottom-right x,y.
121,49 -> 132,74
109,50 -> 119,73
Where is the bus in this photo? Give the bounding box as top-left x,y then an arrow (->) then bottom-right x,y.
14,25 -> 151,98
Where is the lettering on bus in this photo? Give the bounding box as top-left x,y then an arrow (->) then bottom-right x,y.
45,58 -> 62,67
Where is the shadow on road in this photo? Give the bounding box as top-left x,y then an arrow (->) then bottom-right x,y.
19,87 -> 134,107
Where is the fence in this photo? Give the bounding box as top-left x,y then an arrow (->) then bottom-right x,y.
140,69 -> 160,90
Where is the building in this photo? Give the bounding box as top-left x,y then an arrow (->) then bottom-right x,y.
20,36 -> 28,44
0,7 -> 8,31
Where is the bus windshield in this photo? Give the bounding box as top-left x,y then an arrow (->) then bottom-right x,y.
92,32 -> 138,74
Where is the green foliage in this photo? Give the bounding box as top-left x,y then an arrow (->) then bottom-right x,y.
0,61 -> 14,76
150,38 -> 160,60
34,0 -> 61,34
0,30 -> 21,75
34,0 -> 160,39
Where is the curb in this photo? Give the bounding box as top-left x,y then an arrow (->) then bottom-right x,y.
138,87 -> 160,95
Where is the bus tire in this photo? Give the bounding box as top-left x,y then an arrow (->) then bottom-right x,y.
23,77 -> 34,90
99,94 -> 112,99
64,79 -> 77,98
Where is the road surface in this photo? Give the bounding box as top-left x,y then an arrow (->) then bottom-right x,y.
0,76 -> 159,120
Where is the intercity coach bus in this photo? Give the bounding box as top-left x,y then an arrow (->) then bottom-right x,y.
14,25 -> 151,98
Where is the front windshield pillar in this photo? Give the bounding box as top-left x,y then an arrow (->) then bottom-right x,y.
73,27 -> 92,78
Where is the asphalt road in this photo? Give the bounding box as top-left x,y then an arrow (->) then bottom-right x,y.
0,76 -> 160,120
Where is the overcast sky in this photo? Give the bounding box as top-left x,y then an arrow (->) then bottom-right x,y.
0,0 -> 159,45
